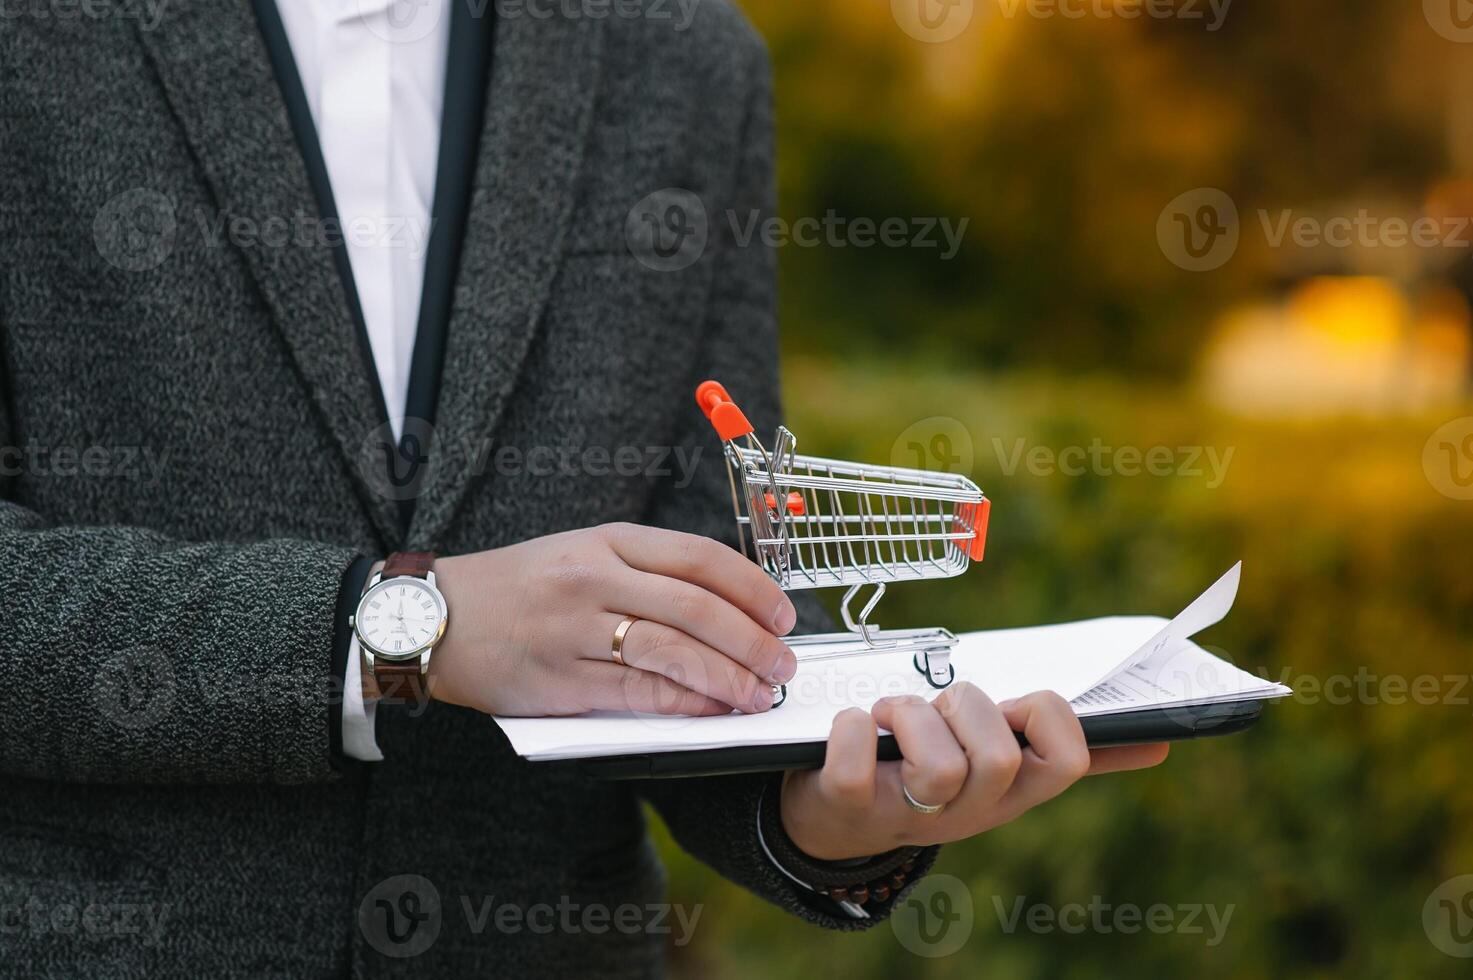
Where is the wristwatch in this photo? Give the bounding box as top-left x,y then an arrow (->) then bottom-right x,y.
350,551 -> 448,707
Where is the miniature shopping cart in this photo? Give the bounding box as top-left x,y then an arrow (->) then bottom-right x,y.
695,380 -> 990,706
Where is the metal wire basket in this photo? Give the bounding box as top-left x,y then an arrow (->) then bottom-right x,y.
695,380 -> 990,702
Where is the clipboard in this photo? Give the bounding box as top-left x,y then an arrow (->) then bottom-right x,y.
496,566 -> 1294,775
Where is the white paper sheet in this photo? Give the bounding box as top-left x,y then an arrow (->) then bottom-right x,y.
494,563 -> 1287,762
1073,634 -> 1290,717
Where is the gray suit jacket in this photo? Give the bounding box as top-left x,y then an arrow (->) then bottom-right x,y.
0,2 -> 932,976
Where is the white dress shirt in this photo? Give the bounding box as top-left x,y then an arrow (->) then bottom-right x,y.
278,0 -> 451,762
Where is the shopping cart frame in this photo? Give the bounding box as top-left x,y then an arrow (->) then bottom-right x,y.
695,381 -> 990,705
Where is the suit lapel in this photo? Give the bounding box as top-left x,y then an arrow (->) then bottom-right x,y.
135,0 -> 402,547
398,0 -> 496,536
408,12 -> 606,545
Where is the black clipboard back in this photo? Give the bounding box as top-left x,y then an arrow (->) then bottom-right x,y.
561,700 -> 1266,781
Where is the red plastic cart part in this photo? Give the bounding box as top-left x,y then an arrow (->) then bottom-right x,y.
695,379 -> 755,441
956,498 -> 990,561
764,491 -> 806,516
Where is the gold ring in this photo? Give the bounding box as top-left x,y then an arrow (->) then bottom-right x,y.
611,615 -> 639,666
902,783 -> 945,815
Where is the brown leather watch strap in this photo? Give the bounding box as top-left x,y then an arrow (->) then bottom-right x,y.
365,660 -> 428,706
382,550 -> 434,579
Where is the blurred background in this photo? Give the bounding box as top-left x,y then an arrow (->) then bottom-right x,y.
652,1 -> 1473,976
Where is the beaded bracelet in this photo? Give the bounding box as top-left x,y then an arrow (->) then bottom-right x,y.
823,855 -> 918,906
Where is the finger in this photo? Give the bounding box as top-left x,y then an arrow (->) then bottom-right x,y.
602,523 -> 797,635
1088,742 -> 1170,775
607,568 -> 797,684
994,692 -> 1092,814
816,707 -> 880,811
577,660 -> 733,717
601,614 -> 776,714
871,696 -> 970,811
927,681 -> 1022,810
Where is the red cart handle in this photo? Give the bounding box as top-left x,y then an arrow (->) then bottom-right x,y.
956,498 -> 990,562
695,380 -> 755,441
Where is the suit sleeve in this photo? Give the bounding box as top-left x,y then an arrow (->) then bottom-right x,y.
0,361 -> 362,786
636,38 -> 938,929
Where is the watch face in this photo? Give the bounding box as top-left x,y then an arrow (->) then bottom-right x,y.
355,577 -> 447,659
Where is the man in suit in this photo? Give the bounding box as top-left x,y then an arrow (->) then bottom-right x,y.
0,0 -> 1167,975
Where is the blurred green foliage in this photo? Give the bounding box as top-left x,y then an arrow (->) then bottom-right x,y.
744,0 -> 1459,373
655,363 -> 1472,978
646,2 -> 1473,977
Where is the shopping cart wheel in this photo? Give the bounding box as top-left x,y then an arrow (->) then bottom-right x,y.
772,684 -> 787,708
913,652 -> 956,690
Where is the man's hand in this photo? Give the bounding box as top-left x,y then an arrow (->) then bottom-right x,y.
779,684 -> 1170,861
424,523 -> 798,717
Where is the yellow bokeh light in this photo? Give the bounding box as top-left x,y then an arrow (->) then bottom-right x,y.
1286,276 -> 1406,351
